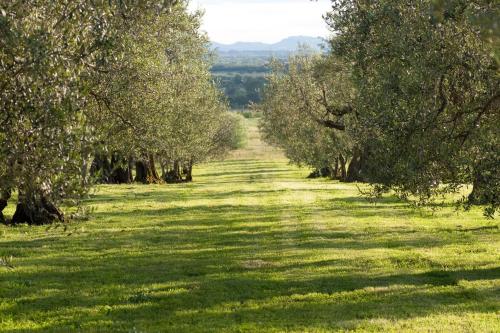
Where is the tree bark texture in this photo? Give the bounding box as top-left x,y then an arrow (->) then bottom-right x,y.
135,154 -> 162,184
345,149 -> 366,182
90,154 -> 112,183
468,173 -> 491,205
11,194 -> 64,225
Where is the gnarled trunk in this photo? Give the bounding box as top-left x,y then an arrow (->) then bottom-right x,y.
468,173 -> 490,205
11,194 -> 64,225
184,160 -> 193,182
147,154 -> 161,183
90,154 -> 112,183
307,166 -> 332,179
91,153 -> 131,184
346,149 -> 366,183
307,169 -> 322,179
135,160 -> 147,183
135,154 -> 161,184
109,153 -> 131,184
164,160 -> 183,183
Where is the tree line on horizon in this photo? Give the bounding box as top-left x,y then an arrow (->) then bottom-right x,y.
258,0 -> 499,217
0,0 -> 243,225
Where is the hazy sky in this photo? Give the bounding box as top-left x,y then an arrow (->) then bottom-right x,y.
188,0 -> 332,44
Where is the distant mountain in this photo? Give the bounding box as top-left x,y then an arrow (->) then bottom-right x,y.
272,36 -> 325,51
212,36 -> 325,53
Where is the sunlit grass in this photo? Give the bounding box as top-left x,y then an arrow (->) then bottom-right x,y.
0,119 -> 498,332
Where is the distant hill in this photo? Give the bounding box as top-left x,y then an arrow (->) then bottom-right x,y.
212,36 -> 325,53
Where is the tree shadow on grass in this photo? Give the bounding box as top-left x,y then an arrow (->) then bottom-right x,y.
2,254 -> 498,332
84,183 -> 459,221
1,195 -> 497,329
1,158 -> 497,332
88,194 -> 438,219
198,168 -> 294,178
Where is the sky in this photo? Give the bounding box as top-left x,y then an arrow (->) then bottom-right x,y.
188,0 -> 332,44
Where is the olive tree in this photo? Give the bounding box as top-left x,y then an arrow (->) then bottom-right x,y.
0,0 -> 180,224
258,54 -> 358,180
325,0 -> 499,215
88,3 -> 237,184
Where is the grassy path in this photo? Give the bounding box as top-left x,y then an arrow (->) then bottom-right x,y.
1,119 -> 499,332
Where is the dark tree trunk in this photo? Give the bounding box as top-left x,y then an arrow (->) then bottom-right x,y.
468,173 -> 490,205
0,200 -> 6,224
90,153 -> 131,184
90,154 -> 112,183
185,160 -> 193,182
346,149 -> 366,182
109,153 -> 131,184
319,167 -> 331,177
135,154 -> 161,184
346,159 -> 360,182
0,190 -> 10,225
307,167 -> 332,179
135,160 -> 147,183
165,160 -> 183,183
11,194 -> 64,225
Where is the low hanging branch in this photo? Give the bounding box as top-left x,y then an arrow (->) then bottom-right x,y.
293,79 -> 348,131
457,93 -> 500,147
318,86 -> 353,117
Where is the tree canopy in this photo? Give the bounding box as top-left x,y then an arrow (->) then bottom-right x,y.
259,0 -> 499,216
0,0 -> 240,224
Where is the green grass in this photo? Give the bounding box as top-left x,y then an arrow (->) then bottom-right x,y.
1,119 -> 499,332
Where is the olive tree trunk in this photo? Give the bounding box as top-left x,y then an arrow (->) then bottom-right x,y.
90,154 -> 112,183
11,193 -> 64,225
109,153 -> 131,184
164,160 -> 183,183
468,172 -> 491,205
345,149 -> 366,183
135,154 -> 162,184
185,160 -> 193,182
339,154 -> 348,181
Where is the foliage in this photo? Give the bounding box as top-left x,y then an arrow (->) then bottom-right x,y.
256,55 -> 349,174
239,110 -> 262,119
87,2 -> 236,184
324,0 -> 499,216
220,113 -> 247,150
0,0 -> 238,223
257,53 -> 356,179
214,73 -> 267,109
0,0 -> 164,223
